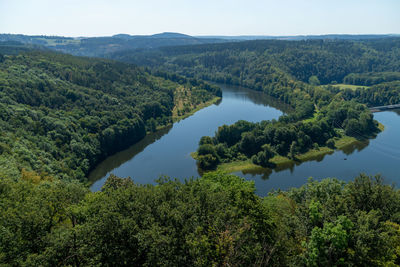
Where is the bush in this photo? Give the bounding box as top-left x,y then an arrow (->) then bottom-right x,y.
198,154 -> 219,170
326,139 -> 335,149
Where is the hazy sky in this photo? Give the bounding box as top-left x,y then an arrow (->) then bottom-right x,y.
1,0 -> 399,37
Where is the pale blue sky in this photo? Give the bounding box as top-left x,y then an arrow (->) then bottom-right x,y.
1,0 -> 399,37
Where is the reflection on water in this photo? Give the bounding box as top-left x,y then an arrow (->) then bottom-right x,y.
88,125 -> 172,182
340,140 -> 369,155
235,139 -> 370,181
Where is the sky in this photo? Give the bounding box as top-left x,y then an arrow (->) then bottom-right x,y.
1,0 -> 399,37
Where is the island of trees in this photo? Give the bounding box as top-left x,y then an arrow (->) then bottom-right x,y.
195,100 -> 377,170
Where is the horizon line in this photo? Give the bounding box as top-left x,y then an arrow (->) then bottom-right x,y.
1,32 -> 400,39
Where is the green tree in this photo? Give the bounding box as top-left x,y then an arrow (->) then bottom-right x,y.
252,144 -> 276,168
304,216 -> 353,266
309,75 -> 321,86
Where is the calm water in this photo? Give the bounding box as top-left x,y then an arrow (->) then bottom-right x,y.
90,84 -> 400,195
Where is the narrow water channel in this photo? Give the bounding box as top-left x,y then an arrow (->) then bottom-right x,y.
90,84 -> 400,195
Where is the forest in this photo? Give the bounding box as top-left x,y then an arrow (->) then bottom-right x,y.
339,81 -> 400,107
110,38 -> 400,86
1,37 -> 400,266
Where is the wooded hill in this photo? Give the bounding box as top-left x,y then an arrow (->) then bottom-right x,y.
110,38 -> 400,86
0,49 -> 220,181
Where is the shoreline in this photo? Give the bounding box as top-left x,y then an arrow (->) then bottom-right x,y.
151,96 -> 221,133
172,96 -> 221,123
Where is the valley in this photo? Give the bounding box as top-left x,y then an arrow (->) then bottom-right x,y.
1,33 -> 400,266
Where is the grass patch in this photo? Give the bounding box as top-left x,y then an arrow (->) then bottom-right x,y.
334,135 -> 357,149
214,146 -> 335,175
217,160 -> 264,173
323,84 -> 369,91
295,147 -> 333,161
35,38 -> 81,47
378,122 -> 385,131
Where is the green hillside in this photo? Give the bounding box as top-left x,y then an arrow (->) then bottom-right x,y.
0,50 -> 220,181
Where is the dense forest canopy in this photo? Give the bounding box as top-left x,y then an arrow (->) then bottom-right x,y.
331,81 -> 400,107
111,38 -> 400,86
343,72 -> 400,86
2,172 -> 400,266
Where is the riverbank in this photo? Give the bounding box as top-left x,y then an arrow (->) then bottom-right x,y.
150,96 -> 221,133
207,123 -> 385,174
172,96 -> 221,123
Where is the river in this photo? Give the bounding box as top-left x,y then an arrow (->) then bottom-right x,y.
90,84 -> 400,195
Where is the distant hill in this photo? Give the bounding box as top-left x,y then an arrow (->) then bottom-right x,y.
0,40 -> 47,55
113,32 -> 193,39
0,32 -> 229,57
196,34 -> 400,41
150,32 -> 194,39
